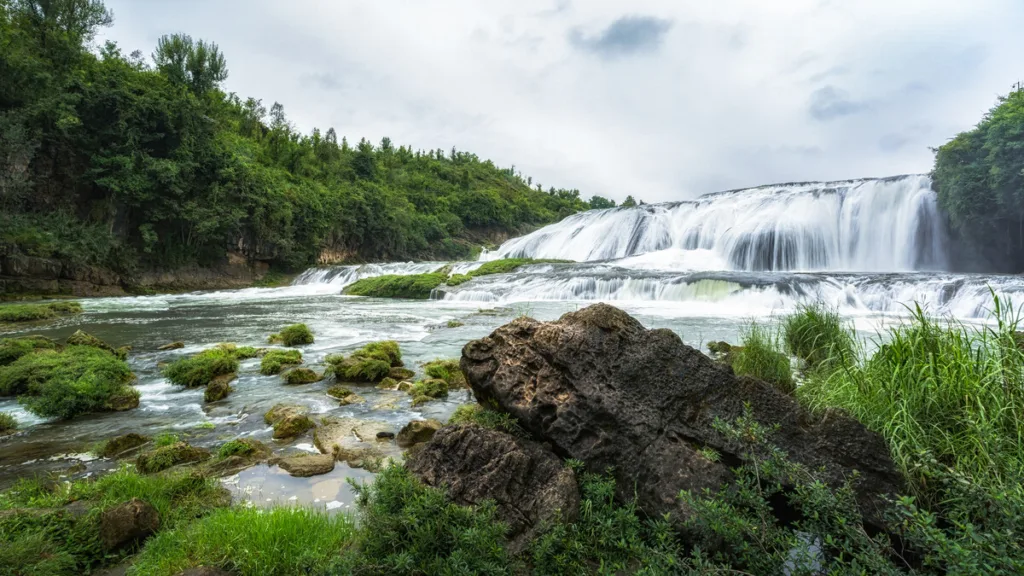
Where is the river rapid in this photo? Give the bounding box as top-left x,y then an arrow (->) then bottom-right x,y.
2,175 -> 1022,508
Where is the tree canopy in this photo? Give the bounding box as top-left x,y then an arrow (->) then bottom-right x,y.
0,0 -> 600,274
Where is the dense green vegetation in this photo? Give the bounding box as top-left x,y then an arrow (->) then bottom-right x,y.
782,302 -> 854,369
730,322 -> 794,394
933,85 -> 1024,272
469,258 -> 570,277
162,347 -> 238,388
259,349 -> 302,375
0,0 -> 601,282
343,273 -> 446,299
0,301 -> 82,322
267,323 -> 314,346
0,411 -> 15,434
0,334 -> 57,366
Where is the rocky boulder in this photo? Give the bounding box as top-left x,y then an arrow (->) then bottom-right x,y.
99,498 -> 160,550
270,453 -> 336,477
396,419 -> 442,448
204,373 -> 235,402
461,303 -> 902,529
407,424 -> 579,551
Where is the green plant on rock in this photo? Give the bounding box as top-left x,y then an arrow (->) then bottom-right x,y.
154,432 -> 181,447
259,349 -> 303,375
423,358 -> 466,388
0,335 -> 58,367
343,273 -> 446,299
782,302 -> 855,369
446,274 -> 472,286
163,348 -> 239,388
470,258 -> 570,277
409,378 -> 448,400
0,345 -> 138,419
0,412 -> 16,435
732,322 -> 794,394
283,367 -> 320,385
448,404 -> 526,438
268,323 -> 314,346
136,442 -> 211,474
0,301 -> 82,323
217,438 -> 259,459
353,340 -> 403,367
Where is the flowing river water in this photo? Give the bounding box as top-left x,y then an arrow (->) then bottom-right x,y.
2,175 -> 1022,509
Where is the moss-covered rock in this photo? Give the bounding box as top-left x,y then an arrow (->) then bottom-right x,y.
157,341 -> 184,351
0,335 -> 58,367
105,387 -> 141,411
396,419 -> 442,447
272,414 -> 315,439
204,373 -> 236,402
409,378 -> 448,399
100,433 -> 150,458
0,301 -> 82,323
446,320 -> 465,328
469,258 -> 570,277
163,348 -> 239,388
446,274 -> 472,286
376,377 -> 399,390
135,442 -> 211,474
411,394 -> 433,407
213,343 -> 260,359
324,341 -> 403,384
388,366 -> 415,380
267,324 -> 314,346
353,340 -> 403,367
66,330 -> 115,353
343,273 -> 447,299
215,437 -> 269,460
326,386 -> 364,406
423,359 -> 467,388
259,349 -> 302,375
264,404 -> 306,426
283,367 -> 320,385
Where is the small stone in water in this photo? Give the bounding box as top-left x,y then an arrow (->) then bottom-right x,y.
376,431 -> 395,440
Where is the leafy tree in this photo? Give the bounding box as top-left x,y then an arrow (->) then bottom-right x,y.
621,195 -> 638,208
152,33 -> 227,94
587,195 -> 615,209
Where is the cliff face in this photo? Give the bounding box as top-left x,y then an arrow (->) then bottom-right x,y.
0,252 -> 271,298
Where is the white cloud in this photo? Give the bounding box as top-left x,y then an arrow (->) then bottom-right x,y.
100,0 -> 1024,202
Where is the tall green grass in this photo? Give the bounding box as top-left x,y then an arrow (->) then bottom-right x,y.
798,298 -> 1024,500
732,322 -> 794,394
783,302 -> 855,369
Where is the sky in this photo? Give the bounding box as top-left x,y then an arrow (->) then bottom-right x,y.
100,0 -> 1024,203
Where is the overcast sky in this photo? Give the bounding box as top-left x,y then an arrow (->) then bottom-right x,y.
100,0 -> 1024,203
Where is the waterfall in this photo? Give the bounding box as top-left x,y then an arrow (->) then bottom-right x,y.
488,175 -> 948,273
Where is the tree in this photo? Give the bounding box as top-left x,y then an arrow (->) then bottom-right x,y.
13,0 -> 111,48
621,195 -> 638,208
152,33 -> 227,94
587,195 -> 616,209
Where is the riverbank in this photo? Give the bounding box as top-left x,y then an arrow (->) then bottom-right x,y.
1,300 -> 1021,574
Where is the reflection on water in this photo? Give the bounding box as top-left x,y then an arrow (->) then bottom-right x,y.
223,463 -> 374,512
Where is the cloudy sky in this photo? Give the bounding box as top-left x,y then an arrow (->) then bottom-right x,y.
100,0 -> 1024,203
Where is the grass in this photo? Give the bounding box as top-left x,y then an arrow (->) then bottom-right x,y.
128,507 -> 356,576
423,358 -> 466,388
259,349 -> 302,375
448,404 -> 527,437
0,301 -> 82,323
409,378 -> 448,399
731,322 -> 794,394
0,345 -> 138,419
154,432 -> 180,447
446,319 -> 464,328
446,273 -> 472,286
782,302 -> 855,369
216,438 -> 260,459
163,348 -> 238,388
0,411 -> 16,434
798,299 -> 1024,501
469,258 -> 570,277
267,323 -> 314,346
343,273 -> 446,299
0,335 -> 58,366
136,442 -> 210,474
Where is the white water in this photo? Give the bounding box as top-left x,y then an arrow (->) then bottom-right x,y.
487,175 -> 947,273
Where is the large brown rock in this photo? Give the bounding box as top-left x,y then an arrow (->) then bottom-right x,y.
461,303 -> 902,529
99,498 -> 160,550
396,419 -> 441,447
407,424 -> 579,551
270,453 -> 336,477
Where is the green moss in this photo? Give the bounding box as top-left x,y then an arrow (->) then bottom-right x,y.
259,349 -> 303,375
203,373 -> 234,402
0,412 -> 17,435
446,319 -> 465,328
448,404 -> 526,437
283,367 -> 320,385
389,366 -> 415,380
325,342 -> 401,383
154,432 -> 180,447
135,442 -> 211,474
267,323 -> 314,346
446,274 -> 472,286
327,385 -> 353,399
343,273 -> 446,299
217,438 -> 261,459
409,378 -> 448,400
0,345 -> 137,419
0,335 -> 57,367
423,359 -> 467,388
355,340 -> 403,367
214,343 -> 260,359
0,301 -> 82,323
469,258 -> 570,277
163,348 -> 239,388
99,433 -> 150,458
272,414 -> 315,439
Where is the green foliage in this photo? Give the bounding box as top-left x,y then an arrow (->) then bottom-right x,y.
423,358 -> 466,388
355,340 -> 403,367
162,348 -> 238,388
732,322 -> 794,394
267,323 -> 314,346
586,195 -> 616,209
933,86 -> 1024,272
0,466 -> 225,575
0,301 -> 81,322
0,412 -> 16,434
470,258 -> 571,277
798,299 -> 1024,502
344,464 -> 511,575
283,367 -> 320,384
783,302 -> 855,369
448,404 -> 527,438
259,349 -> 302,375
136,442 -> 210,474
0,345 -> 136,419
344,358 -> 391,382
446,320 -> 464,328
217,438 -> 257,459
128,506 -> 355,576
446,274 -> 471,286
0,1 -> 596,281
409,378 -> 448,399
154,432 -> 180,448
327,385 -> 353,399
344,273 -> 446,299
0,335 -> 57,366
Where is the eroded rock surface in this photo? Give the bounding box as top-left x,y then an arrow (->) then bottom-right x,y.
99,498 -> 160,550
461,303 -> 901,528
407,424 -> 579,551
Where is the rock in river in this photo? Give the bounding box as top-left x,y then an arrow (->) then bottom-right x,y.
461,303 -> 902,529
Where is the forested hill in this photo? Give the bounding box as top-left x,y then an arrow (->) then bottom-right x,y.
0,1 -> 613,278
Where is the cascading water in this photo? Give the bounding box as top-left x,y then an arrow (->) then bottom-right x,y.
486,175 -> 948,273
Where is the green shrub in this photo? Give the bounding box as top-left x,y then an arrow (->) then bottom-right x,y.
732,322 -> 794,394
0,336 -> 57,367
163,348 -> 239,388
446,273 -> 472,286
0,301 -> 82,323
213,343 -> 260,359
423,358 -> 466,388
0,346 -> 137,419
343,464 -> 511,575
268,323 -> 314,346
259,349 -> 302,375
343,273 -> 446,299
0,412 -> 16,434
129,507 -> 356,576
783,302 -> 855,369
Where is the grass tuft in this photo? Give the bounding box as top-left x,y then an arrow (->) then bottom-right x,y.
732,322 -> 794,394
783,302 -> 855,369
